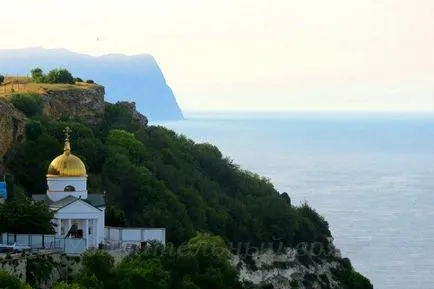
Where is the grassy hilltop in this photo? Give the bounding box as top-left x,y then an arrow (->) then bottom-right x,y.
0,75 -> 97,99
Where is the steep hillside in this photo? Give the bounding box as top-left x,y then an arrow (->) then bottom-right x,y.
0,47 -> 183,121
1,98 -> 372,289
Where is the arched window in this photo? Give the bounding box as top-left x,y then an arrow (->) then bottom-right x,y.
64,185 -> 76,192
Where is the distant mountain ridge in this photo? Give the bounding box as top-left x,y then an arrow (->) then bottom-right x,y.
0,47 -> 184,121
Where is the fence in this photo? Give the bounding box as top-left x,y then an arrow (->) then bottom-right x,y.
1,233 -> 64,250
104,226 -> 166,245
1,227 -> 166,254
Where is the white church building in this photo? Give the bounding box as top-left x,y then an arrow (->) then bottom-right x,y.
32,127 -> 105,253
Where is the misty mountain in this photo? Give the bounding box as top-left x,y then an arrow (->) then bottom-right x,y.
0,47 -> 183,121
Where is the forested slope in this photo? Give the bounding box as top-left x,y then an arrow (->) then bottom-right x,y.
2,96 -> 372,289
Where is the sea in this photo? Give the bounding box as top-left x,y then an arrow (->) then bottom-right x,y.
156,111 -> 434,289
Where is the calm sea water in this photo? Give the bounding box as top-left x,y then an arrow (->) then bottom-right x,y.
156,112 -> 434,289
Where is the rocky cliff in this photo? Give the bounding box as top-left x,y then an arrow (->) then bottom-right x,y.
115,101 -> 148,127
0,252 -> 81,289
0,99 -> 27,167
39,85 -> 105,124
234,246 -> 342,289
0,82 -> 148,161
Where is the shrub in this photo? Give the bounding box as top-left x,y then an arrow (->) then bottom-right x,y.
0,74 -> 4,85
31,68 -> 45,83
74,77 -> 83,82
86,79 -> 95,84
9,93 -> 43,117
46,68 -> 74,84
80,249 -> 114,281
0,271 -> 31,289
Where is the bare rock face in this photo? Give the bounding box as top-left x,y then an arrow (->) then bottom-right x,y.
232,243 -> 345,289
41,85 -> 105,124
116,101 -> 149,127
0,99 -> 27,161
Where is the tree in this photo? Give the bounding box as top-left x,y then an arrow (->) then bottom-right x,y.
31,67 -> 45,83
0,271 -> 32,289
0,198 -> 55,234
80,249 -> 115,285
116,234 -> 243,289
115,259 -> 171,289
9,93 -> 43,117
105,205 -> 126,227
0,74 -> 4,85
107,129 -> 146,165
46,68 -> 74,84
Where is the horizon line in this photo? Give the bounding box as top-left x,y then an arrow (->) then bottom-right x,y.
182,109 -> 434,114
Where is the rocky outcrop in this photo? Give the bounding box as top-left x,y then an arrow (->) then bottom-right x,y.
0,252 -> 81,289
0,81 -> 152,160
232,242 -> 347,289
115,101 -> 149,127
0,99 -> 27,164
40,85 -> 105,124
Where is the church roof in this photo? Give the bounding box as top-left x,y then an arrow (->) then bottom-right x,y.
32,194 -> 106,209
50,195 -> 78,210
47,126 -> 87,177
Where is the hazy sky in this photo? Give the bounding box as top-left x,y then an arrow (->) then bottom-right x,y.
1,0 -> 434,111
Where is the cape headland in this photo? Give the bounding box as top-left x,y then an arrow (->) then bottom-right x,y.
0,47 -> 183,121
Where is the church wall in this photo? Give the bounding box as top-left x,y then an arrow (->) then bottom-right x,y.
98,208 -> 105,244
47,176 -> 88,202
47,176 -> 87,193
104,227 -> 166,245
48,190 -> 88,202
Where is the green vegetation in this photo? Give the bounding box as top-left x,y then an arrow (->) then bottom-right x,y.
5,102 -> 329,247
26,254 -> 56,288
0,270 -> 31,289
30,68 -> 45,83
54,234 -> 242,289
86,79 -> 94,84
332,258 -> 373,289
0,198 -> 55,234
2,97 -> 373,289
9,93 -> 43,117
30,68 -> 75,84
0,74 -> 4,85
46,69 -> 74,84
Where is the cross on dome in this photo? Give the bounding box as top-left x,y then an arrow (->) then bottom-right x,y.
46,126 -> 87,177
63,126 -> 72,141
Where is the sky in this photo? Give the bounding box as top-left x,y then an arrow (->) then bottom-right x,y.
1,0 -> 434,112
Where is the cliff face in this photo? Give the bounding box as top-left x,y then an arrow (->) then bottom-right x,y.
0,47 -> 184,121
40,85 -> 105,124
0,99 -> 27,165
0,252 -> 81,289
115,101 -> 149,127
233,243 -> 346,289
0,83 -> 149,160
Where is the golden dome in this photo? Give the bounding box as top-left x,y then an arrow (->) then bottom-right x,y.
47,128 -> 87,177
